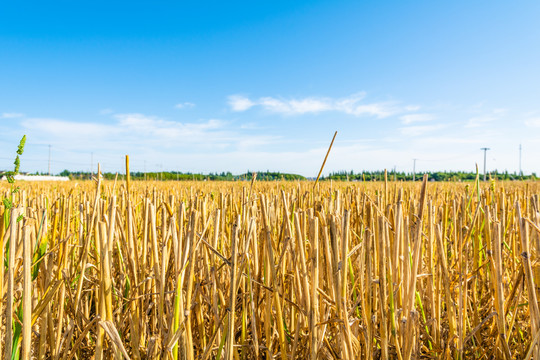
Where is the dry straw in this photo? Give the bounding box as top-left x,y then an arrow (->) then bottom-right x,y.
1,174 -> 540,358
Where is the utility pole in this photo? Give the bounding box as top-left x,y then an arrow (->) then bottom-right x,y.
91,152 -> 94,178
144,160 -> 147,181
48,145 -> 51,176
413,159 -> 417,182
519,144 -> 522,176
481,147 -> 490,181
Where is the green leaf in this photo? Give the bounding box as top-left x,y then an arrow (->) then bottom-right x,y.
16,215 -> 23,223
16,135 -> 26,156
13,156 -> 20,174
11,302 -> 23,360
32,239 -> 48,280
3,198 -> 12,209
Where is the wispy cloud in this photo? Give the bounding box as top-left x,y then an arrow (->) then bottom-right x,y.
114,113 -> 223,140
465,108 -> 507,128
228,95 -> 255,111
524,118 -> 540,127
400,124 -> 445,137
175,102 -> 195,109
465,115 -> 497,128
257,96 -> 333,114
400,113 -> 435,124
1,112 -> 25,119
22,114 -> 227,146
99,109 -> 114,115
18,113 -> 281,160
22,118 -> 118,138
5,100 -> 533,176
240,122 -> 262,130
228,92 -> 410,118
404,105 -> 421,112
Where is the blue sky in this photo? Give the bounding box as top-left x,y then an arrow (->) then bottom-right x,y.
1,1 -> 540,176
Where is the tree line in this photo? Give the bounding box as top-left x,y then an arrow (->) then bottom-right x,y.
6,169 -> 536,182
324,170 -> 537,182
58,170 -> 306,181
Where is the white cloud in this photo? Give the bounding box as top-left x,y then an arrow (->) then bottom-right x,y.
234,136 -> 282,151
228,92 -> 410,118
258,96 -> 333,114
228,95 -> 255,111
18,113 -> 278,162
418,136 -> 484,145
1,113 -> 24,119
400,124 -> 444,137
175,102 -> 195,109
465,107 -> 507,128
22,118 -> 118,138
400,113 -> 436,124
525,118 -> 540,127
8,101 -> 536,176
465,115 -> 496,128
343,102 -> 400,117
404,105 -> 421,112
240,122 -> 261,130
114,113 -> 224,140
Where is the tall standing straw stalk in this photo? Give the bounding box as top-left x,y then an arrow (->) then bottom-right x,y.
310,217 -> 319,360
341,211 -> 355,357
403,174 -> 428,360
491,222 -> 512,359
184,211 -> 199,360
225,216 -> 239,360
22,225 -> 32,360
260,194 -> 288,360
313,131 -> 337,191
378,216 -> 389,360
517,202 -> 540,359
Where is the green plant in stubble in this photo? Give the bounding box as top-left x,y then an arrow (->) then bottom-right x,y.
8,302 -> 24,360
3,135 -> 27,267
2,135 -> 27,220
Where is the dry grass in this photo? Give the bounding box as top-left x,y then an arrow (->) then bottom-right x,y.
2,175 -> 540,359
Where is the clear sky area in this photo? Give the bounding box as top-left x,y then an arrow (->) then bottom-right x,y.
1,1 -> 539,176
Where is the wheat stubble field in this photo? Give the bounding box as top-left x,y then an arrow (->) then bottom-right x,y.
2,175 -> 540,359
